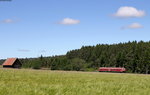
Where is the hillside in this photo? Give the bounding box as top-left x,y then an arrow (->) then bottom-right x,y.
17,41 -> 150,74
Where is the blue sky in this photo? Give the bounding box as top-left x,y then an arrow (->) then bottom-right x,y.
0,0 -> 149,59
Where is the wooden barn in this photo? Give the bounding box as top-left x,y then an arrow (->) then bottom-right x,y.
2,58 -> 22,68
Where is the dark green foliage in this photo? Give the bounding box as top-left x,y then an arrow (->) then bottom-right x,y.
21,59 -> 41,69
0,59 -> 5,65
2,41 -> 150,74
70,58 -> 86,71
66,41 -> 150,73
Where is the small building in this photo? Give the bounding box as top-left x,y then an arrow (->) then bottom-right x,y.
2,58 -> 22,68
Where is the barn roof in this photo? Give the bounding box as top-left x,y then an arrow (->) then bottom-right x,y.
2,58 -> 17,66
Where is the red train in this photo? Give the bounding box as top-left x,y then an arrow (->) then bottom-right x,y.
98,67 -> 126,73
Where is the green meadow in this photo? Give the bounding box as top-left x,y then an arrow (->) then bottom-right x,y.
0,69 -> 150,95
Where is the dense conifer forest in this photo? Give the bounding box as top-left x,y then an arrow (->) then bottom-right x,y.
1,41 -> 150,74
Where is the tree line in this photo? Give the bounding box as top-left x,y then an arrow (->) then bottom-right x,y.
1,41 -> 150,74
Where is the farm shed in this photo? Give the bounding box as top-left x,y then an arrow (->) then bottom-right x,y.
2,58 -> 22,68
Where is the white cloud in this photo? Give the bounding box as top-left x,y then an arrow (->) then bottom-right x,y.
1,19 -> 16,23
113,6 -> 145,18
58,18 -> 80,25
122,23 -> 143,29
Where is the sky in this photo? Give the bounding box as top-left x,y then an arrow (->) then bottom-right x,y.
0,0 -> 149,59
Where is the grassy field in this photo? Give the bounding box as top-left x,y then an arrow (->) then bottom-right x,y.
0,69 -> 150,95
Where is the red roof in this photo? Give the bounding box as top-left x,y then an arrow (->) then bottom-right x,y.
2,58 -> 17,66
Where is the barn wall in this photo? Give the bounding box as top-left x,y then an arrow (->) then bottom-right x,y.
13,59 -> 22,68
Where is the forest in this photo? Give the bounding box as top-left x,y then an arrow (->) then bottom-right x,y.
1,41 -> 150,74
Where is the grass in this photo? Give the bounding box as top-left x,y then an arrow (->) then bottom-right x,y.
0,65 -> 3,68
0,69 -> 150,95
